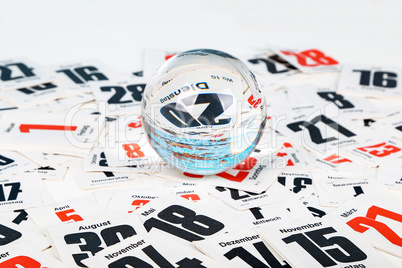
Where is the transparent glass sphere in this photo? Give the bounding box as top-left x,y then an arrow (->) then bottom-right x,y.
141,49 -> 266,175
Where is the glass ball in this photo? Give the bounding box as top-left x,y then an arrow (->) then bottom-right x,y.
141,49 -> 266,175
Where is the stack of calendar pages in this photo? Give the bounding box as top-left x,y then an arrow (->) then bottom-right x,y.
0,47 -> 401,267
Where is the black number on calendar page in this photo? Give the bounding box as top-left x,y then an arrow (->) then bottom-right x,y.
278,176 -> 313,193
57,66 -> 108,84
0,154 -> 15,166
144,205 -> 224,242
287,115 -> 355,144
224,241 -> 290,268
12,209 -> 29,225
0,62 -> 35,81
161,93 -> 233,128
0,182 -> 22,202
109,246 -> 207,268
317,91 -> 354,109
0,224 -> 22,246
282,227 -> 367,267
64,224 -> 136,267
269,54 -> 298,70
18,82 -> 57,95
101,84 -> 145,104
248,58 -> 290,74
215,186 -> 264,200
353,70 -> 398,88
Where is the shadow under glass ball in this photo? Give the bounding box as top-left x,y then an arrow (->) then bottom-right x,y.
141,49 -> 266,175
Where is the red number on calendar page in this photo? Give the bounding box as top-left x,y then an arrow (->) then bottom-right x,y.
184,156 -> 257,182
55,209 -> 84,223
128,116 -> 142,128
180,194 -> 201,202
323,154 -> 352,164
281,49 -> 338,67
0,256 -> 41,268
128,122 -> 142,128
165,54 -> 176,61
122,144 -> 145,158
276,142 -> 295,166
347,205 -> 402,246
357,142 -> 401,157
128,199 -> 150,213
248,95 -> 262,109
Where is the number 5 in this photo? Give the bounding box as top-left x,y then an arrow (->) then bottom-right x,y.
55,209 -> 84,222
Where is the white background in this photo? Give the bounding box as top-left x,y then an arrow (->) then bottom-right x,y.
1,0 -> 401,73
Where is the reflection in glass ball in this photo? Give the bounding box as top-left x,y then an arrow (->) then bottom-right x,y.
141,49 -> 266,175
